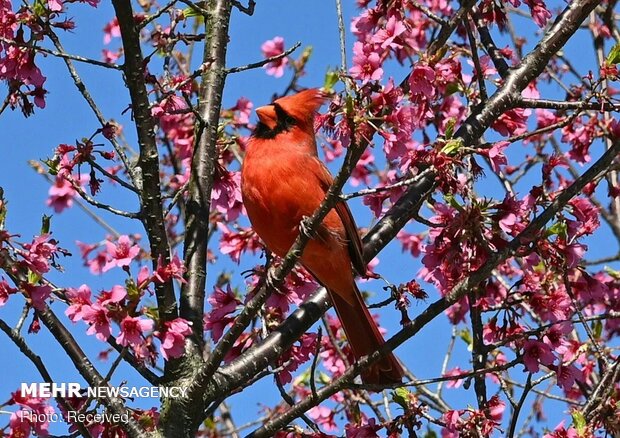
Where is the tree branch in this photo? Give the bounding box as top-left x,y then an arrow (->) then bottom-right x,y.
111,0 -> 178,327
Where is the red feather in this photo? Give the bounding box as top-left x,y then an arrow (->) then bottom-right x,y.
241,89 -> 403,384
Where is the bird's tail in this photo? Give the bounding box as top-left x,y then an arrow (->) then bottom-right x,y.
329,284 -> 404,385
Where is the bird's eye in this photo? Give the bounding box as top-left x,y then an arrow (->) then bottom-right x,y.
274,104 -> 296,126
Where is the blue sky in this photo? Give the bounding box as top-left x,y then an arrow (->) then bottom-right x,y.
0,0 -> 617,435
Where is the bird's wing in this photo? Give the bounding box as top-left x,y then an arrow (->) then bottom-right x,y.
308,156 -> 367,276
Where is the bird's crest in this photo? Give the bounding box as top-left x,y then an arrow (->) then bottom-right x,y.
273,88 -> 328,126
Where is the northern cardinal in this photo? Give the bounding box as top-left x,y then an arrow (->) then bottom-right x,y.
240,88 -> 403,384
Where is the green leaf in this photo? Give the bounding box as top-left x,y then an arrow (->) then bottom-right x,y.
0,188 -> 6,230
144,306 -> 159,321
444,118 -> 457,139
571,410 -> 586,434
592,319 -> 603,339
32,0 -> 47,16
28,270 -> 41,285
42,157 -> 60,176
445,82 -> 460,96
444,194 -> 465,213
607,44 -> 620,65
323,71 -> 339,93
440,138 -> 463,155
391,387 -> 411,409
318,372 -> 331,384
604,266 -> 620,279
41,215 -> 52,235
182,1 -> 207,18
125,279 -> 141,301
423,429 -> 439,438
546,221 -> 567,239
203,417 -> 216,430
459,328 -> 473,350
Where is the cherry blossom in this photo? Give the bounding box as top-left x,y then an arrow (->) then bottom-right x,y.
350,41 -> 383,84
261,36 -> 289,77
0,277 -> 16,306
117,316 -> 154,347
523,339 -> 555,373
65,284 -> 93,322
102,235 -> 140,272
156,318 -> 193,360
153,253 -> 186,284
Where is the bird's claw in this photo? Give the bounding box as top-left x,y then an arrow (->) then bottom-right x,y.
299,216 -> 315,239
265,269 -> 278,291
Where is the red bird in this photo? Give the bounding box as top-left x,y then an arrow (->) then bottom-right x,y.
241,88 -> 403,384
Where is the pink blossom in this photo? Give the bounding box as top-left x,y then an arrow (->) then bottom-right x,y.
24,284 -> 52,311
397,230 -> 424,258
10,403 -> 55,437
47,0 -> 62,11
350,41 -> 383,84
525,0 -> 552,27
261,36 -> 288,77
371,14 -> 406,50
9,410 -> 33,438
102,48 -> 122,63
47,175 -> 77,213
218,224 -> 261,263
492,108 -> 528,136
469,54 -> 497,78
308,405 -> 337,432
409,63 -> 436,99
345,418 -> 381,438
523,339 -> 555,373
383,104 -> 417,160
434,57 -> 462,93
480,141 -> 508,173
442,410 -> 462,437
0,278 -> 16,306
205,285 -> 240,341
0,46 -> 46,88
263,268 -> 318,314
555,363 -> 583,392
487,395 -> 505,422
21,234 -> 58,274
86,250 -> 108,275
151,95 -> 187,118
98,285 -> 127,305
530,289 -> 572,322
81,302 -> 112,341
103,17 -> 120,44
153,253 -> 186,284
543,321 -> 572,354
117,316 -> 154,347
363,190 -> 389,218
212,169 -> 244,221
65,284 -> 92,322
277,333 -> 318,384
350,148 -> 374,186
543,422 -> 579,438
231,97 -> 253,126
102,235 -> 140,272
351,8 -> 379,41
443,367 -> 466,388
561,117 -> 595,164
158,318 -> 192,360
569,197 -> 600,236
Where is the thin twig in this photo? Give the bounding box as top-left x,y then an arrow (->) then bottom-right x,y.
0,36 -> 122,70
225,42 -> 301,74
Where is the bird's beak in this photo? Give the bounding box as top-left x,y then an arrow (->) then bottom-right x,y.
256,105 -> 278,130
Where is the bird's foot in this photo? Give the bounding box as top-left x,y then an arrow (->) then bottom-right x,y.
299,216 -> 316,239
264,269 -> 279,292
